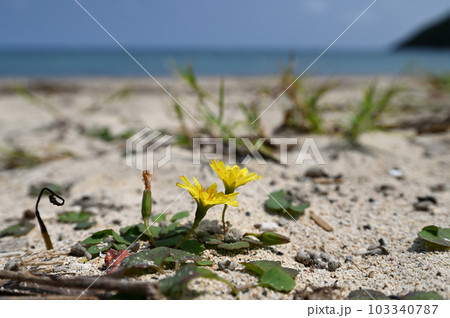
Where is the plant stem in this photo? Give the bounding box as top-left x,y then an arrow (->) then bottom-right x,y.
143,219 -> 157,247
175,220 -> 199,249
221,204 -> 229,235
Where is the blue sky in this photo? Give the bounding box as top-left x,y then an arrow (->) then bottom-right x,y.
1,0 -> 450,50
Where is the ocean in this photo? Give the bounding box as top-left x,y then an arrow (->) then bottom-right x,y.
0,49 -> 449,77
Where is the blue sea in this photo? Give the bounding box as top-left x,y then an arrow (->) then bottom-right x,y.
0,49 -> 449,77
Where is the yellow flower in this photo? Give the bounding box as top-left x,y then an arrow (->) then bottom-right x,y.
210,160 -> 262,194
177,176 -> 238,209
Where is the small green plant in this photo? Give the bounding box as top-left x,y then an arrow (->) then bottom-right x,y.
276,62 -> 335,133
14,85 -> 60,117
172,63 -> 277,161
426,72 -> 450,97
74,160 -> 296,298
343,83 -> 402,145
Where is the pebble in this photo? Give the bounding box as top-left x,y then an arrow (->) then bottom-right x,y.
345,256 -> 353,263
375,184 -> 396,194
260,222 -> 278,231
296,250 -> 312,265
320,252 -> 331,262
317,261 -> 328,269
84,206 -> 99,214
417,196 -> 437,205
224,228 -> 242,242
328,260 -> 340,271
389,168 -> 404,179
296,249 -> 340,271
69,243 -> 88,257
4,259 -> 20,271
218,258 -> 238,271
305,167 -> 328,178
66,205 -> 82,213
413,201 -> 432,212
430,183 -> 446,192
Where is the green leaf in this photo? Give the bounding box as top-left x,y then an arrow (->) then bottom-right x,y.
87,242 -> 112,256
58,211 -> 91,223
402,291 -> 443,300
159,263 -> 236,298
171,211 -> 189,222
418,225 -> 450,249
168,248 -> 203,268
347,290 -> 390,300
244,232 -> 290,245
242,236 -> 264,246
74,221 -> 96,230
156,235 -> 184,247
121,247 -> 171,273
0,222 -> 35,238
180,240 -> 205,255
121,247 -> 202,274
198,233 -> 222,245
160,222 -> 179,237
152,213 -> 167,222
259,267 -> 296,292
195,260 -> 213,266
265,190 -> 309,218
217,241 -> 250,250
241,260 -> 298,279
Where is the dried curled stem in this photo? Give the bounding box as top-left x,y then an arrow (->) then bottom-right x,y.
143,170 -> 152,191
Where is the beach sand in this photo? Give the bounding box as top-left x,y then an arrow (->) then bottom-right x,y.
0,76 -> 448,299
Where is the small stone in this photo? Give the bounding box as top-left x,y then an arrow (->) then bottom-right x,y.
368,271 -> 375,278
112,219 -> 121,225
4,259 -> 20,271
417,196 -> 437,205
66,205 -> 82,213
413,201 -> 431,211
129,242 -> 140,253
104,236 -> 115,244
308,250 -> 319,261
318,261 -> 328,269
345,256 -> 353,263
85,252 -> 92,260
328,260 -> 340,271
314,185 -> 328,196
22,209 -> 35,220
277,218 -> 289,227
320,252 -> 331,262
260,222 -> 278,231
375,184 -> 396,194
224,228 -> 242,242
363,224 -> 372,230
296,250 -> 312,265
245,211 -> 251,217
305,167 -> 328,178
69,243 -> 87,257
389,168 -> 404,179
84,206 -> 99,214
430,183 -> 446,192
218,258 -> 238,271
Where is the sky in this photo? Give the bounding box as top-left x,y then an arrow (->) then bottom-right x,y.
1,0 -> 450,50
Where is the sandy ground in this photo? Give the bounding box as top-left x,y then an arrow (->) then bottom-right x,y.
0,76 -> 448,299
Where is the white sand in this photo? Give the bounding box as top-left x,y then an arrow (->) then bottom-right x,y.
0,76 -> 448,299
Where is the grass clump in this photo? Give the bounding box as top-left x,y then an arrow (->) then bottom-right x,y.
343,83 -> 402,145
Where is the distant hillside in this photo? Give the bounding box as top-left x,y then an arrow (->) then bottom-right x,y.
398,13 -> 450,49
